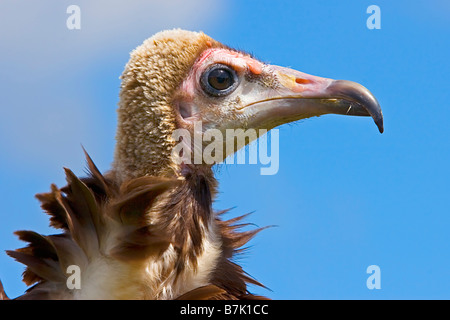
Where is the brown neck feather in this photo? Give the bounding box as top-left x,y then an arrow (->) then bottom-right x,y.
8,152 -> 267,299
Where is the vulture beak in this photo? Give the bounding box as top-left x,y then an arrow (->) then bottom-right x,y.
242,65 -> 384,133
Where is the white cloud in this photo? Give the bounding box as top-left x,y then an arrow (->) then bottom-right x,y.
0,0 -> 224,69
0,0 -> 226,171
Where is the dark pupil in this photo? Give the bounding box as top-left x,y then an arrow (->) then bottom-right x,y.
208,68 -> 232,90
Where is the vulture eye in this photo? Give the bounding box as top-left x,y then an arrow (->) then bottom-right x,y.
201,64 -> 239,97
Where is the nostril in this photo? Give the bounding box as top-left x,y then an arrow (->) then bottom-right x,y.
295,78 -> 311,85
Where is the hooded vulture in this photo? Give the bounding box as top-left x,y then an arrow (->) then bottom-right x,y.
0,29 -> 383,300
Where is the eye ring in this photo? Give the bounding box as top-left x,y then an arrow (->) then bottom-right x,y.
200,64 -> 239,97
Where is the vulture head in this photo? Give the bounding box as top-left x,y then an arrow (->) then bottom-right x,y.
113,29 -> 382,181
2,29 -> 383,300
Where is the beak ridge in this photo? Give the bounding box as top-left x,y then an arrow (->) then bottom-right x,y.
270,65 -> 384,133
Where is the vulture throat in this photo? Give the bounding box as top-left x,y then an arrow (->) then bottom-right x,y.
1,29 -> 383,300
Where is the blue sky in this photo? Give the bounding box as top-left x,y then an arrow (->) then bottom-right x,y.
0,0 -> 449,299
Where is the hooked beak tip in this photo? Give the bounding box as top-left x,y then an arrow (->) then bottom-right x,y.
325,80 -> 384,133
